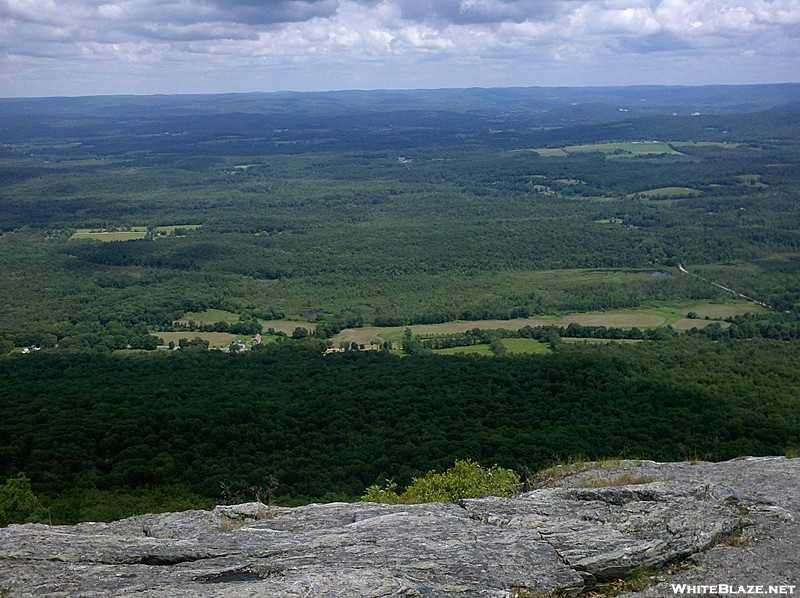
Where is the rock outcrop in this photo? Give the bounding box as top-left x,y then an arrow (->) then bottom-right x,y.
1,457 -> 797,596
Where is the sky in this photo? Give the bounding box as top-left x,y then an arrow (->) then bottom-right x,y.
1,0 -> 799,97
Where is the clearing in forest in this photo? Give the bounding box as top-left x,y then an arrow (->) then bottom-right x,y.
70,228 -> 147,242
178,309 -> 243,324
154,331 -> 248,348
630,187 -> 702,199
529,141 -> 683,158
500,338 -> 552,354
259,320 -> 317,335
433,344 -> 494,356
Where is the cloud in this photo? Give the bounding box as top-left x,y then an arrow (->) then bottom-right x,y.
0,0 -> 798,96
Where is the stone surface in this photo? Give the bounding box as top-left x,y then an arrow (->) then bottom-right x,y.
0,457 -> 797,597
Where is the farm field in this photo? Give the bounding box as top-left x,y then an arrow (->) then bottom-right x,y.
560,338 -> 644,344
331,301 -> 761,347
671,318 -> 732,331
154,225 -> 201,234
683,304 -> 766,319
69,228 -> 148,242
177,309 -> 243,324
259,320 -> 317,335
671,141 -> 742,149
630,187 -> 703,199
433,344 -> 494,356
153,331 -> 252,348
533,141 -> 684,158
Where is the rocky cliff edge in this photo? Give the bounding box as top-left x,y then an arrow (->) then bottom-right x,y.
1,457 -> 797,597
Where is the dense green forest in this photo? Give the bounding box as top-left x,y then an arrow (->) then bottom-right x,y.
1,85 -> 799,522
1,339 -> 799,523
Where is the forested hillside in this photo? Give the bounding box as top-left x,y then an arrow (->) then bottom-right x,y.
1,339 -> 798,523
0,85 -> 799,523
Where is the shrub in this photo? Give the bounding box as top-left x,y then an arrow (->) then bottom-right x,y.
0,473 -> 46,527
362,460 -> 521,504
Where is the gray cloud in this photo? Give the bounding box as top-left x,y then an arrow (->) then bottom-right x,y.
204,0 -> 340,25
393,0 -> 571,25
616,30 -> 694,53
1,0 -> 798,96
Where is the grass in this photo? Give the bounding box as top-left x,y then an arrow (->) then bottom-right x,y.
433,344 -> 494,356
258,319 -> 316,335
735,174 -> 769,188
154,331 -> 250,348
530,148 -> 568,157
70,230 -> 147,242
246,266 -> 694,325
178,309 -> 242,324
154,224 -> 201,234
566,141 -> 682,157
672,141 -> 741,149
337,300 -> 756,347
631,187 -> 702,199
560,338 -> 643,344
671,318 -> 731,331
530,141 -> 682,158
590,569 -> 659,597
682,303 -> 764,319
529,457 -> 643,487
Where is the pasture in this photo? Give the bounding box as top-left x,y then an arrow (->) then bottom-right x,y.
631,187 -> 703,199
70,228 -> 147,242
178,309 -> 242,324
683,303 -> 765,319
560,338 -> 644,344
565,141 -> 682,157
671,319 -> 732,331
433,344 -> 493,356
154,331 -> 248,348
259,320 -> 317,335
529,148 -> 568,157
154,224 -> 202,234
330,301 -> 759,348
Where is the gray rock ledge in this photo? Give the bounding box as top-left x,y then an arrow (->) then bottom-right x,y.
1,457 -> 797,596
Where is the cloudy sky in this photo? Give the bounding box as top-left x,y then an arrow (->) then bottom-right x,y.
1,0 -> 799,97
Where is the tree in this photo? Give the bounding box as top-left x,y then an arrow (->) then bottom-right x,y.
0,473 -> 46,527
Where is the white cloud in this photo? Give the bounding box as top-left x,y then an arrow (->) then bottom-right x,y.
0,0 -> 798,96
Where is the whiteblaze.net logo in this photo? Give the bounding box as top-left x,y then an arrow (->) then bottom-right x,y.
672,585 -> 796,595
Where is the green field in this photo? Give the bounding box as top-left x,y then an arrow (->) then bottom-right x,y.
154,331 -> 249,348
500,338 -> 552,354
528,148 -> 568,157
671,319 -> 732,331
259,320 -> 317,335
631,187 -> 703,199
566,141 -> 682,157
560,338 -> 644,344
154,224 -> 202,234
683,303 -> 766,319
671,141 -> 741,149
433,344 -> 494,356
335,302 -> 758,347
70,229 -> 147,242
178,309 -> 243,324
